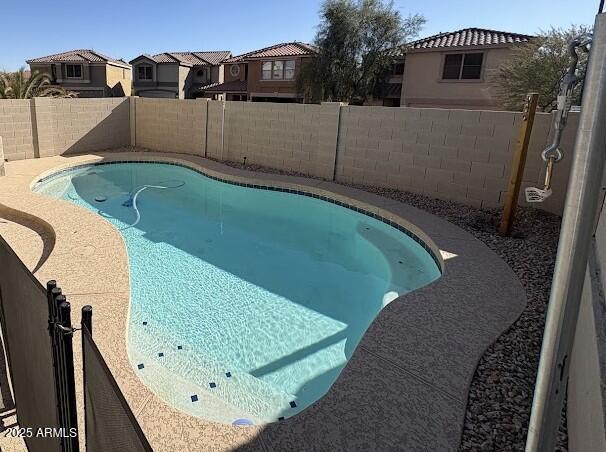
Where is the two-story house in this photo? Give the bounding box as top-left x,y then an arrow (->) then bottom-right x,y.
26,49 -> 132,97
129,51 -> 231,99
203,42 -> 317,102
400,28 -> 534,109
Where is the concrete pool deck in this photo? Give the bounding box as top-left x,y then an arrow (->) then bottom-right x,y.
0,149 -> 526,451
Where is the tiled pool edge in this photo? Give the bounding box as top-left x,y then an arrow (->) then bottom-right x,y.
0,150 -> 527,451
32,160 -> 443,272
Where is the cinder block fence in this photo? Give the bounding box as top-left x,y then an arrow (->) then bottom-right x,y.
0,97 -> 578,215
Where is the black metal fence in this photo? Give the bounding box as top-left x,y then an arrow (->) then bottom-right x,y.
47,281 -> 79,452
0,235 -> 152,451
0,235 -> 63,452
81,308 -> 152,452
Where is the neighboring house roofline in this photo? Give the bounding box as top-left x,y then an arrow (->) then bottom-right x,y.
405,27 -> 534,53
129,51 -> 232,66
27,49 -> 131,69
224,42 -> 317,63
129,55 -> 158,65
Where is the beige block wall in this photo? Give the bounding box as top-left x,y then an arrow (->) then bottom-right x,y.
135,98 -> 207,156
34,97 -> 129,157
220,101 -> 339,179
335,106 -> 574,214
0,97 -> 578,216
0,100 -> 35,161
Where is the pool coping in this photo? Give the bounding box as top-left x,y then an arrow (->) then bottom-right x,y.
32,159 -> 444,272
0,149 -> 527,452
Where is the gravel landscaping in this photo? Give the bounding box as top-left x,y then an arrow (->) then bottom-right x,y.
215,159 -> 566,451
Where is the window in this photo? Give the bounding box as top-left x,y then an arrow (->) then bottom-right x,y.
461,53 -> 483,79
137,66 -> 153,81
262,62 -> 272,80
272,61 -> 283,79
262,60 -> 296,80
229,64 -> 240,77
442,53 -> 484,80
284,60 -> 295,79
66,64 -> 82,78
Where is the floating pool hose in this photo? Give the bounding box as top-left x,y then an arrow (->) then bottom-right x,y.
121,181 -> 185,230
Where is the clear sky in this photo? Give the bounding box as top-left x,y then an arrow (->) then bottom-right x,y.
0,0 -> 601,71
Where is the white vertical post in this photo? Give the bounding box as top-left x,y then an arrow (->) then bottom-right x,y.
220,100 -> 226,161
526,12 -> 606,452
0,136 -> 5,176
129,96 -> 137,147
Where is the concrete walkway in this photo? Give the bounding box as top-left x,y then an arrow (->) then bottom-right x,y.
0,149 -> 526,451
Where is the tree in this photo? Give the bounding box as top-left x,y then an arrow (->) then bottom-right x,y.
0,67 -> 76,99
298,0 -> 424,103
495,25 -> 591,112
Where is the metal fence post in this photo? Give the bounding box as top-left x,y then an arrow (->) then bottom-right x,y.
46,281 -> 64,446
58,301 -> 78,452
82,306 -> 92,335
526,12 -> 606,452
81,305 -> 92,448
46,281 -> 79,452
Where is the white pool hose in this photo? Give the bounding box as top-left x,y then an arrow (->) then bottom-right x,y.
122,181 -> 185,230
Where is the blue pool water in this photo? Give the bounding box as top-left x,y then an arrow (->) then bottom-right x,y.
35,162 -> 441,424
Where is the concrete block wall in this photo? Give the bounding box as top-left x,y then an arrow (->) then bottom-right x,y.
135,98 -> 207,156
34,98 -> 129,158
219,101 -> 340,180
0,99 -> 35,161
0,97 -> 578,215
336,106 -> 575,214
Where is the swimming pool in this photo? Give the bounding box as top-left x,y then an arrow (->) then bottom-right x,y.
34,161 -> 441,425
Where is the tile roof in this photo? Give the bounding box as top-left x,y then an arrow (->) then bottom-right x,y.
27,49 -> 130,68
132,51 -> 232,66
192,51 -> 233,65
225,42 -> 317,63
200,80 -> 248,93
408,28 -> 534,50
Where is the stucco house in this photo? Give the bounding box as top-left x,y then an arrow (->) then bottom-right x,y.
129,51 -> 231,99
399,28 -> 534,109
27,49 -> 132,98
204,42 -> 317,102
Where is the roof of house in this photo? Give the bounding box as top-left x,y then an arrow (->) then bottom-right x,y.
225,42 -> 317,63
27,49 -> 131,68
200,80 -> 248,93
130,51 -> 232,66
408,28 -> 534,51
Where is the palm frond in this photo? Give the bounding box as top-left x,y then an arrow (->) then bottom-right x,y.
0,67 -> 76,99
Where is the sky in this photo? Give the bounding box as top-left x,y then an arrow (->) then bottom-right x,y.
0,0 -> 601,71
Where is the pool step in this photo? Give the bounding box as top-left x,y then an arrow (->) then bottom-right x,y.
130,321 -> 298,423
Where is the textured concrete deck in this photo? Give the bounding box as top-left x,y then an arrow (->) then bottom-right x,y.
0,149 -> 526,451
